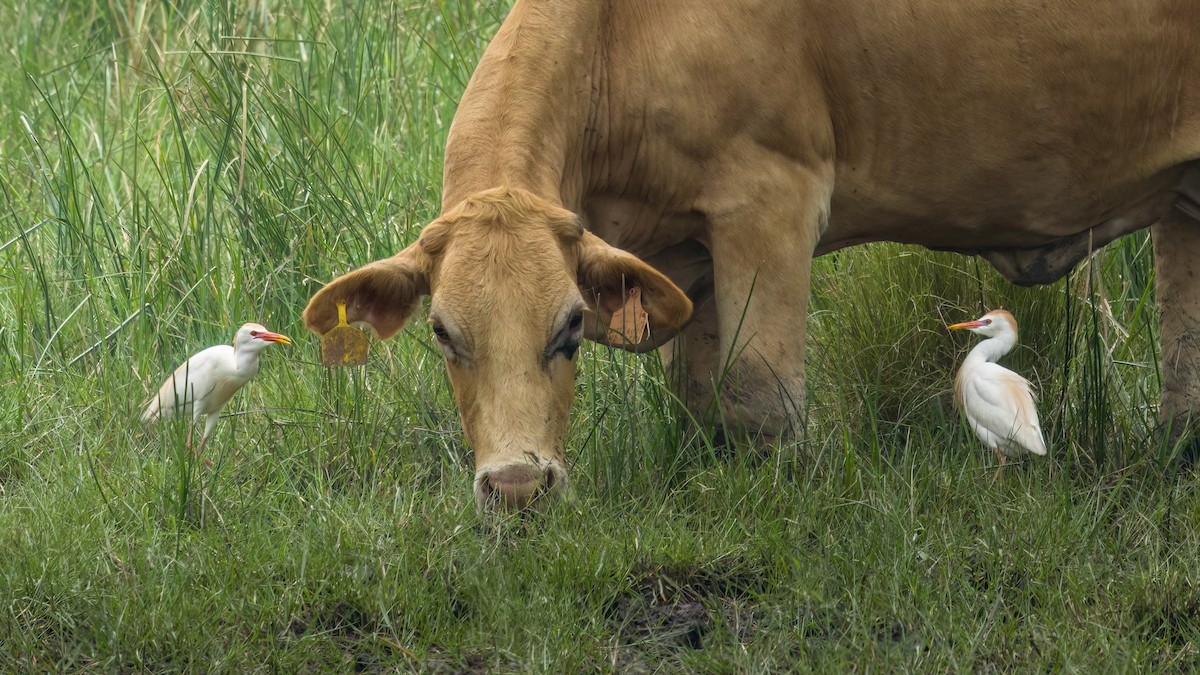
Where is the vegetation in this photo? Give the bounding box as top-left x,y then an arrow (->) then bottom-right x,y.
1,0 -> 1195,670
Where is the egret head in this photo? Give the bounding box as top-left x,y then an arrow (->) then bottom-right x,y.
234,322 -> 292,353
947,309 -> 1018,341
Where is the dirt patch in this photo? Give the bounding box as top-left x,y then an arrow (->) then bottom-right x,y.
282,599 -> 381,640
279,600 -> 519,673
964,550 -> 1030,595
615,595 -> 715,650
417,647 -> 520,674
277,600 -> 391,672
607,559 -> 765,655
1131,577 -> 1200,653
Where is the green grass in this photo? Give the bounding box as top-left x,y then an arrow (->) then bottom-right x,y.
1,0 -> 1197,670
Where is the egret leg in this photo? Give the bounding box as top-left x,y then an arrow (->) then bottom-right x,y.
195,435 -> 214,467
992,447 -> 1007,482
195,414 -> 219,467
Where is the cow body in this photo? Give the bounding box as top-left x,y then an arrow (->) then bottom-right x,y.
306,0 -> 1200,508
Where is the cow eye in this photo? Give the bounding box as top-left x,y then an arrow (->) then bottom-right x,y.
557,340 -> 580,360
554,310 -> 584,360
558,340 -> 580,360
428,316 -> 465,362
431,322 -> 450,344
431,321 -> 461,359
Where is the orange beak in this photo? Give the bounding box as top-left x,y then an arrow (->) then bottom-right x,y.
259,331 -> 292,345
946,320 -> 985,331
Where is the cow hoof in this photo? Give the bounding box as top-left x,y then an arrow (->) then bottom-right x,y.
474,462 -> 566,511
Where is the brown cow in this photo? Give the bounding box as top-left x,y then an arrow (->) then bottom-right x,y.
305,0 -> 1200,509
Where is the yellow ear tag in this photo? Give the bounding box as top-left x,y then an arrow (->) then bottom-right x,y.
320,301 -> 370,367
608,287 -> 649,346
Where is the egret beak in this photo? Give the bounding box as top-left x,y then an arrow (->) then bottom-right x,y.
259,331 -> 292,345
947,320 -> 985,331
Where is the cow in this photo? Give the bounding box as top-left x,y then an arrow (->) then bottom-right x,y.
305,0 -> 1200,509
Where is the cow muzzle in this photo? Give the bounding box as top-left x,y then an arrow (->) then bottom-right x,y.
474,460 -> 568,511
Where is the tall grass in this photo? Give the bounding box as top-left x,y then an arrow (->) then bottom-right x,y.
1,0 -> 1197,670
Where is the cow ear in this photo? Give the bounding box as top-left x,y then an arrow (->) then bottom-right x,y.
303,242 -> 430,340
577,232 -> 693,350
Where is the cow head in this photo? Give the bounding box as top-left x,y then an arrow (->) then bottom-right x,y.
303,187 -> 693,510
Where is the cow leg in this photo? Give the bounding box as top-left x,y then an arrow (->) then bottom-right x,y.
1153,211 -> 1200,442
698,171 -> 829,444
660,286 -> 724,432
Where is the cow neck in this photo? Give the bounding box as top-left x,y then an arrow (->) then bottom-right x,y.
440,0 -> 603,214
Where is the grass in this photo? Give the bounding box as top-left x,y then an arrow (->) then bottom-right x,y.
1,0 -> 1197,670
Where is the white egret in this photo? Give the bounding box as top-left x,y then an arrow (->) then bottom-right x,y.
947,309 -> 1046,467
142,322 -> 291,463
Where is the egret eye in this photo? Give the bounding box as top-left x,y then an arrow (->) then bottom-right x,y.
249,330 -> 261,337
982,319 -> 992,326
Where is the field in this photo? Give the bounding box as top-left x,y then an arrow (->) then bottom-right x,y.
3,1 -> 1199,671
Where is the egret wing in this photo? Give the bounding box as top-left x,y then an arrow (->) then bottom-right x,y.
144,345 -> 233,421
960,363 -> 1046,456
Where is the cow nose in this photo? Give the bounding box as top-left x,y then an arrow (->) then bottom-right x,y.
475,462 -> 561,511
